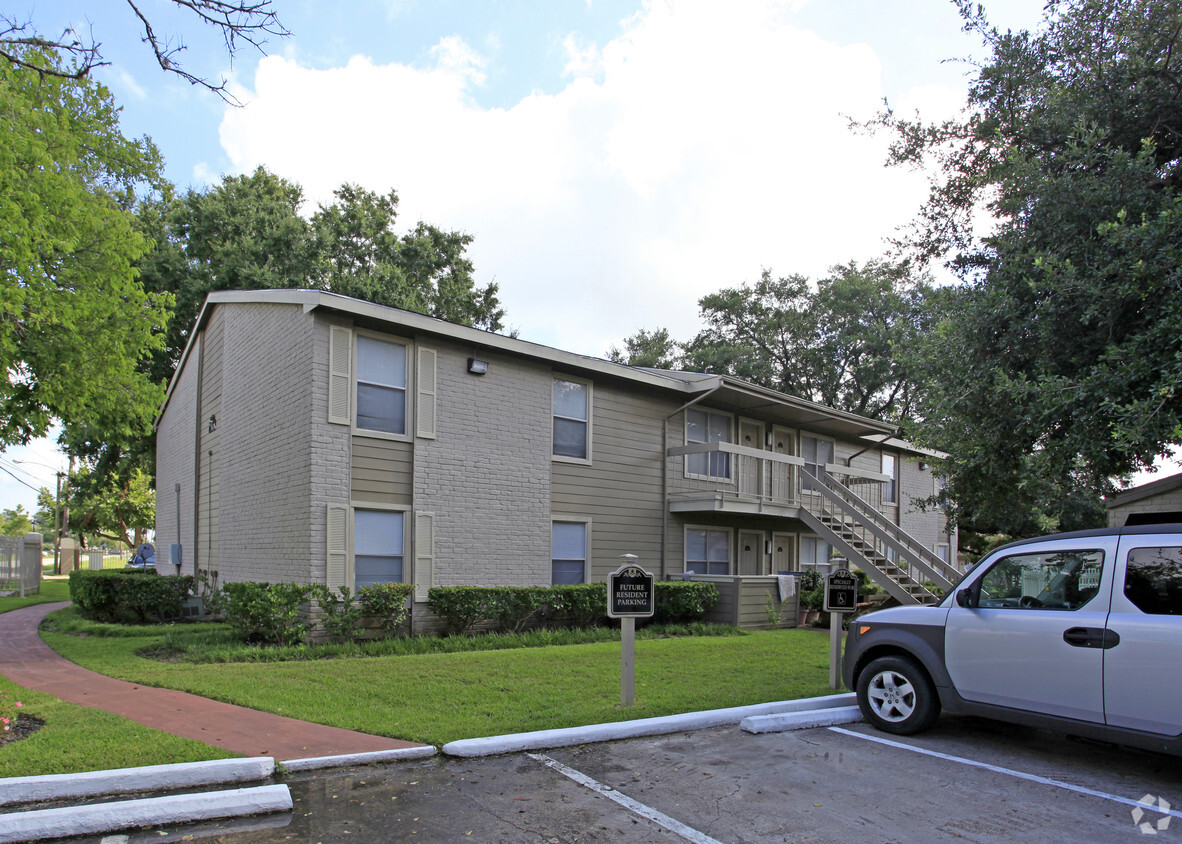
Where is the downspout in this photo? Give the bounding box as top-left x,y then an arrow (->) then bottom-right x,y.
661,381 -> 725,580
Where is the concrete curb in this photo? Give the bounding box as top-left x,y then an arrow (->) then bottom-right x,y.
282,745 -> 438,772
739,704 -> 863,734
442,693 -> 858,757
0,784 -> 292,843
0,757 -> 275,807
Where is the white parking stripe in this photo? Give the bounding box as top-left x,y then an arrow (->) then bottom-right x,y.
829,727 -> 1182,820
527,753 -> 727,844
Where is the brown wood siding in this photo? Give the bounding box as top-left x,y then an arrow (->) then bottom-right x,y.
351,436 -> 414,505
551,384 -> 667,580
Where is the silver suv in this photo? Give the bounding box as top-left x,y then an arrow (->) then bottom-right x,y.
842,525 -> 1182,755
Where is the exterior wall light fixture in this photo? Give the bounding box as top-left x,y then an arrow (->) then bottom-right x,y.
467,358 -> 489,375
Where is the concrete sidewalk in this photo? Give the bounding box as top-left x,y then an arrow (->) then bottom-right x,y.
0,602 -> 424,761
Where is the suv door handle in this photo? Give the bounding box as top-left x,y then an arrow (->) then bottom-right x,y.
1063,627 -> 1120,649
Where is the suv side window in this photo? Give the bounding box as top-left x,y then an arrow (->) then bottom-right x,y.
1124,547 -> 1182,615
978,550 -> 1104,610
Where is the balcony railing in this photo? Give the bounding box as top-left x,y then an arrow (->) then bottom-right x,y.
666,442 -> 890,515
667,442 -> 803,511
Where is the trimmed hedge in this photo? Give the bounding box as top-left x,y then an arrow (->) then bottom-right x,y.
68,570 -> 195,623
427,581 -> 718,635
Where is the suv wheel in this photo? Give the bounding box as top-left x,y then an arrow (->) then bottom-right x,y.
856,655 -> 940,735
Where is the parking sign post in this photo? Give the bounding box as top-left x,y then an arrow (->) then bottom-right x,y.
608,555 -> 655,706
825,569 -> 858,689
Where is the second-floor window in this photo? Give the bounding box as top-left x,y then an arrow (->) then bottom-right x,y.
553,378 -> 590,460
686,408 -> 731,480
882,453 -> 897,504
356,335 -> 408,435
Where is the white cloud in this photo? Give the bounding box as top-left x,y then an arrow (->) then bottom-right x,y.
218,0 -> 950,356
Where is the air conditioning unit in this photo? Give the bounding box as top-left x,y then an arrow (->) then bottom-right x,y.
181,596 -> 205,619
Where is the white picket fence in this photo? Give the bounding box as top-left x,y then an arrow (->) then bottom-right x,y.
0,533 -> 42,597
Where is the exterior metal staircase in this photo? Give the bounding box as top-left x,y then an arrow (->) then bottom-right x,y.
797,469 -> 959,606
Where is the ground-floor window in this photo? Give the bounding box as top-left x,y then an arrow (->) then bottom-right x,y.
800,535 -> 832,574
552,520 -> 588,584
354,509 -> 405,586
686,527 -> 731,575
937,544 -> 950,564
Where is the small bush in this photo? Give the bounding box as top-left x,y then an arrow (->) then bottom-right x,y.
68,570 -> 194,623
548,583 -> 607,627
487,586 -> 549,632
427,586 -> 494,636
311,585 -> 363,642
356,582 -> 414,633
652,581 -> 719,624
221,582 -> 315,645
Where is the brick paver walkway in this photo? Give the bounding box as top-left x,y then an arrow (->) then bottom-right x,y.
0,603 -> 425,761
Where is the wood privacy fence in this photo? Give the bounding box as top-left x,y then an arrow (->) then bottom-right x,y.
0,533 -> 42,597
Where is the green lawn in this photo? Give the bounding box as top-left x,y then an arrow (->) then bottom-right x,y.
40,612 -> 838,747
1,587 -> 840,778
0,579 -> 70,613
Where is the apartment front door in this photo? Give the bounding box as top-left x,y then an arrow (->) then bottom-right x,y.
738,419 -> 765,497
739,530 -> 765,576
771,532 -> 796,573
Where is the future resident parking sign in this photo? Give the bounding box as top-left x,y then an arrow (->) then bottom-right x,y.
608,563 -> 655,618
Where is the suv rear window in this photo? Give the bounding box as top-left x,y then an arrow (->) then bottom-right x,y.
1125,547 -> 1182,615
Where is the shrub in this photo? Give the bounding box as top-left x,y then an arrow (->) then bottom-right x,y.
487,586 -> 549,632
357,582 -> 414,633
311,585 -> 363,642
547,584 -> 607,627
68,570 -> 194,623
221,582 -> 315,645
652,581 -> 719,624
427,586 -> 494,636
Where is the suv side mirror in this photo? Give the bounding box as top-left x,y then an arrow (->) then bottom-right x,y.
956,587 -> 978,609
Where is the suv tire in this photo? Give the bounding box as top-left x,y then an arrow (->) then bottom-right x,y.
856,655 -> 940,735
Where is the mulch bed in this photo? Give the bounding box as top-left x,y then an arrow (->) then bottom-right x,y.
0,715 -> 45,748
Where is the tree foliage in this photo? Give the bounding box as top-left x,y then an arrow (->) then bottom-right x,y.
607,328 -> 681,369
0,47 -> 170,450
680,261 -> 934,421
879,0 -> 1182,534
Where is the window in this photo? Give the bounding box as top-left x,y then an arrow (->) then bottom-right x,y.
937,544 -> 950,564
553,378 -> 590,460
354,509 -> 405,586
356,335 -> 408,435
686,527 -> 731,575
801,435 -> 833,490
1124,547 -> 1182,615
552,521 -> 587,584
686,408 -> 731,480
801,536 -> 832,573
975,550 -> 1104,611
882,453 -> 897,504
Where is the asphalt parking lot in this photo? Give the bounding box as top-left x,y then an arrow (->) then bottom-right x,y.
55,716 -> 1182,843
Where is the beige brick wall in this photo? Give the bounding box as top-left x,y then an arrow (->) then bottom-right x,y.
154,343 -> 199,573
214,302 -> 320,585
1108,487 -> 1182,527
413,339 -> 552,586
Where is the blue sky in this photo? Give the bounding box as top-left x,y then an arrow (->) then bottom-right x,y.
9,0 -> 1170,516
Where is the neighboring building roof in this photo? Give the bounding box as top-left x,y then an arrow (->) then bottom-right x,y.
1106,472 -> 1182,509
156,289 -> 899,441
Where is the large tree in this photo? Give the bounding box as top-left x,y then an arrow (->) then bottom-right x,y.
880,0 -> 1182,535
0,47 -> 170,450
681,261 -> 934,421
311,184 -> 504,330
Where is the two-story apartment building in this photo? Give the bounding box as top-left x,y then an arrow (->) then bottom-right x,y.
154,290 -> 958,629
